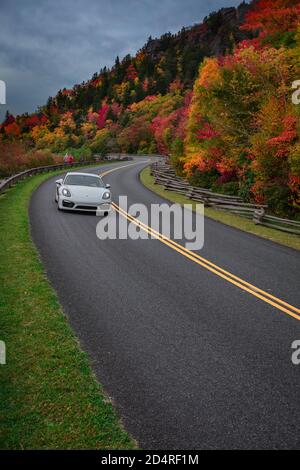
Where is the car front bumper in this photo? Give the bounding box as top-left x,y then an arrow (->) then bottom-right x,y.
59,198 -> 111,214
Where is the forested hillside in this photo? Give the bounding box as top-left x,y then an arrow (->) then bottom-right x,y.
1,0 -> 300,217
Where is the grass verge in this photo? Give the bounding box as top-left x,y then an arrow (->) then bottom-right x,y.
140,166 -> 300,251
0,165 -> 136,450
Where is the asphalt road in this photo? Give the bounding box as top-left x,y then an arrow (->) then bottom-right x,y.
30,158 -> 300,449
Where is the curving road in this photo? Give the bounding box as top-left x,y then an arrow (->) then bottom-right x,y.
30,158 -> 300,449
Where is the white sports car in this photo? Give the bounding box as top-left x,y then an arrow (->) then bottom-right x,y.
55,172 -> 111,215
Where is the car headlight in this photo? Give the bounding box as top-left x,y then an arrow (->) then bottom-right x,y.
62,188 -> 71,197
102,191 -> 111,200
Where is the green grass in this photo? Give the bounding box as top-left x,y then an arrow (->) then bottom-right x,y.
140,166 -> 300,251
0,164 -> 136,450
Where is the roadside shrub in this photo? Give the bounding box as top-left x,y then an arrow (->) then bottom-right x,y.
0,141 -> 60,177
188,169 -> 219,188
211,181 -> 239,196
64,146 -> 92,161
263,184 -> 293,217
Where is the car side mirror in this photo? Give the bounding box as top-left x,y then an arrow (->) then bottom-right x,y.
105,183 -> 111,189
56,179 -> 63,185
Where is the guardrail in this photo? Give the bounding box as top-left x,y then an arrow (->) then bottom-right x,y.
151,161 -> 300,236
0,153 -> 165,195
0,161 -> 99,194
0,156 -> 136,195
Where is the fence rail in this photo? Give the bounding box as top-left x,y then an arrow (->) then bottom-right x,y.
151,161 -> 300,236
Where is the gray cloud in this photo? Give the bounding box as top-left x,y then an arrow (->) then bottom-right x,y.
0,0 -> 243,120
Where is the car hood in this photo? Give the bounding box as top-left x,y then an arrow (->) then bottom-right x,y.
63,185 -> 108,199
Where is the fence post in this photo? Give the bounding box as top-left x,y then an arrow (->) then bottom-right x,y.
253,208 -> 265,225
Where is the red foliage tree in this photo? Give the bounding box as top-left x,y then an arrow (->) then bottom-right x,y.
25,115 -> 40,128
197,123 -> 220,140
4,122 -> 21,137
267,115 -> 298,157
241,0 -> 300,35
96,105 -> 109,129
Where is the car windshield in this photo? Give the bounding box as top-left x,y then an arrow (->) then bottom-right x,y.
64,174 -> 104,188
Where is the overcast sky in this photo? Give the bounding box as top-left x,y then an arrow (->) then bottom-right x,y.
0,0 -> 243,121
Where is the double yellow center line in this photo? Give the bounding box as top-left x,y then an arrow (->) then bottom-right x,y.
101,161 -> 300,322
